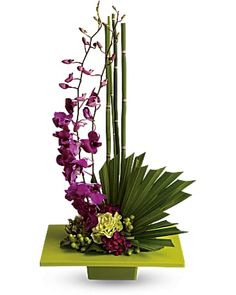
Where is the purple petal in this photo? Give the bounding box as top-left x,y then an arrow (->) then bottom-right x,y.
69,140 -> 80,156
80,139 -> 96,153
73,120 -> 87,132
77,183 -> 90,195
88,131 -> 100,141
52,112 -> 72,128
90,192 -> 106,205
77,158 -> 89,168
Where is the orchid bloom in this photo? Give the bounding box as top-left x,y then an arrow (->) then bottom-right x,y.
80,131 -> 102,154
83,107 -> 94,121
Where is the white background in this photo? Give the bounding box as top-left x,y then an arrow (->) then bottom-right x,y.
0,0 -> 235,294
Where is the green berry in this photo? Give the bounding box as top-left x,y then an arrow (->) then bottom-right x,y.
69,234 -> 76,242
77,233 -> 82,238
127,249 -> 133,256
79,237 -> 84,245
71,242 -> 77,249
130,215 -> 135,220
80,247 -> 86,252
134,248 -> 140,254
85,237 -> 91,244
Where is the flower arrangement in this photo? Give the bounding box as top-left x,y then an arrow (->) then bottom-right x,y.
52,2 -> 194,256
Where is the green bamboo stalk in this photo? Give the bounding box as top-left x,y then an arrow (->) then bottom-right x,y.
105,17 -> 112,161
121,23 -> 127,162
112,13 -> 120,156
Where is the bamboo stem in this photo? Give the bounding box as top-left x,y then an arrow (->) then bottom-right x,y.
105,17 -> 112,161
121,23 -> 127,162
112,13 -> 120,156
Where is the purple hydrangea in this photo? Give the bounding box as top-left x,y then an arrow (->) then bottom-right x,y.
101,231 -> 132,256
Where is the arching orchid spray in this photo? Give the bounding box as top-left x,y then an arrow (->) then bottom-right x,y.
52,1 -> 129,249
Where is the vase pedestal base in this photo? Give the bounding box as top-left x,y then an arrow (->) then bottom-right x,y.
87,266 -> 138,280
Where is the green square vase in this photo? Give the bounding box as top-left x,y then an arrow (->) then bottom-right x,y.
40,225 -> 185,280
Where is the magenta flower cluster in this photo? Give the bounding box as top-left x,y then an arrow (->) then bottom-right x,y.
101,231 -> 132,256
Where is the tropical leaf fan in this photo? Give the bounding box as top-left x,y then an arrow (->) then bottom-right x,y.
100,153 -> 194,251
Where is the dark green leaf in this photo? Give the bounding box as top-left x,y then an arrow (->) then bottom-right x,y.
86,243 -> 106,253
99,161 -> 110,202
132,153 -> 146,170
134,226 -> 186,238
133,220 -> 178,234
121,165 -> 148,215
134,210 -> 169,231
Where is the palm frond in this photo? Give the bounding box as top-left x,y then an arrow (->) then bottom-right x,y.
99,153 -> 194,250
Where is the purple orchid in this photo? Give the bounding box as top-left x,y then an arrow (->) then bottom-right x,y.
65,182 -> 105,229
63,158 -> 90,183
65,182 -> 105,205
53,129 -> 72,146
65,98 -> 77,114
83,107 -> 94,121
86,88 -> 100,107
77,66 -> 96,76
73,119 -> 87,132
53,112 -> 73,129
57,147 -> 75,166
80,131 -> 102,154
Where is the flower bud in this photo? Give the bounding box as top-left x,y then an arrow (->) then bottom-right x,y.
82,37 -> 90,45
97,42 -> 103,49
79,27 -> 87,34
59,83 -> 70,89
65,73 -> 74,83
61,59 -> 74,64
